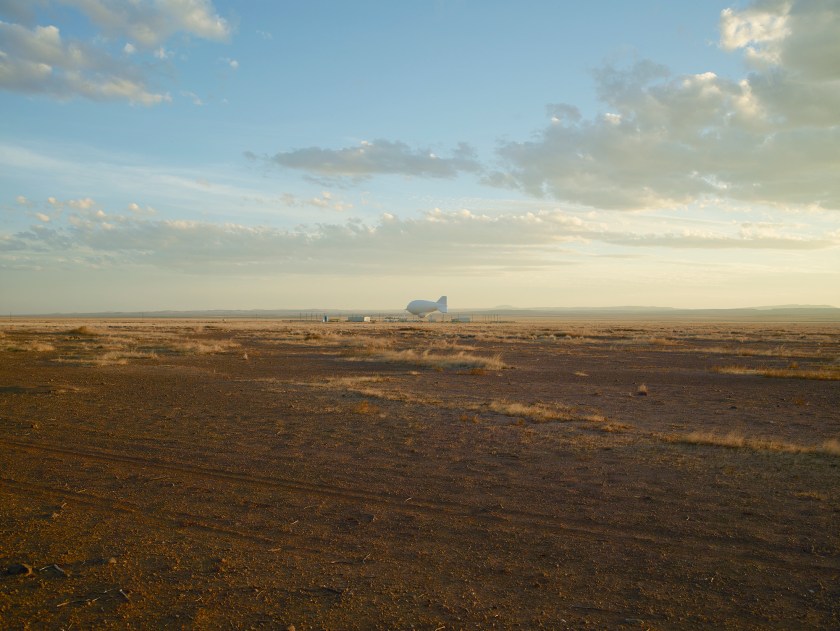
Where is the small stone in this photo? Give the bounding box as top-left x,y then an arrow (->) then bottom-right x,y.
108,557 -> 117,565
7,563 -> 33,576
286,625 -> 296,631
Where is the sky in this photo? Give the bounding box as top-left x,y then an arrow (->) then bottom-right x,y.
1,0 -> 839,313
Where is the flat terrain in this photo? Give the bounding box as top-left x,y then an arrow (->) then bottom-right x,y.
1,319 -> 839,629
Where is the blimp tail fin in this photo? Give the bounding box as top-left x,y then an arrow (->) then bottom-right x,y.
437,296 -> 448,313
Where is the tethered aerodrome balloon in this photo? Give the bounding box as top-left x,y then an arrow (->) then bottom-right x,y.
405,296 -> 447,319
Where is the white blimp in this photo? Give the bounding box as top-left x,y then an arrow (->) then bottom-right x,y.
406,295 -> 448,318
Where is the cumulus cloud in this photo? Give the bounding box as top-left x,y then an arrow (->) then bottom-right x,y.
491,0 -> 840,211
264,140 -> 482,180
0,0 -> 230,103
60,0 -> 230,48
0,20 -> 169,103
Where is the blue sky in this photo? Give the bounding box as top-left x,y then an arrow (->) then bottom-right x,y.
1,0 -> 839,312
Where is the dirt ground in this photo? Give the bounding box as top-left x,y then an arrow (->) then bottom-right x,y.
1,318 -> 838,630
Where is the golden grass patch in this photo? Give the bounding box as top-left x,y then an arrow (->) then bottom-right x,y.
487,400 -> 605,423
354,400 -> 382,415
357,348 -> 506,370
1,341 -> 56,352
712,365 -> 840,381
663,431 -> 840,456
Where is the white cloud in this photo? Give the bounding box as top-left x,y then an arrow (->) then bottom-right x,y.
0,20 -> 169,104
0,0 -> 230,103
68,197 -> 96,210
6,203 -> 836,276
35,212 -> 50,222
491,0 -> 840,211
128,202 -> 156,215
277,191 -> 354,212
180,89 -> 203,105
60,0 -> 230,48
719,2 -> 791,66
15,194 -> 29,205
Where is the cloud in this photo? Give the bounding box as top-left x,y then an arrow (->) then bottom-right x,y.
264,140 -> 482,180
278,191 -> 354,212
60,0 -> 230,48
181,90 -> 203,105
491,0 -> 840,211
0,0 -> 230,103
0,20 -> 169,104
0,0 -> 47,23
5,202 -> 835,275
128,202 -> 156,215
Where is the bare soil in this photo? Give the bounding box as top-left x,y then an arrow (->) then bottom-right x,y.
1,319 -> 838,629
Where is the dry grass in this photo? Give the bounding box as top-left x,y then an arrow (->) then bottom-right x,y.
357,348 -> 506,371
354,400 -> 382,415
645,337 -> 679,346
1,341 -> 56,352
713,365 -> 840,381
600,422 -> 634,433
95,350 -> 158,365
665,432 -> 840,456
167,340 -> 240,355
487,400 -> 605,423
66,325 -> 103,336
700,345 -> 802,357
302,377 -> 605,425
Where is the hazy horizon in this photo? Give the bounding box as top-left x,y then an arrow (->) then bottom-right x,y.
2,1 -> 839,313
8,303 -> 839,318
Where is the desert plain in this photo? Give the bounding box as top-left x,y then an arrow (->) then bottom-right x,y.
0,318 -> 838,629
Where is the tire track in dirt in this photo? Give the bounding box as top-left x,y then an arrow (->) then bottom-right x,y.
0,476 -> 346,562
2,438 -> 837,575
0,476 -> 279,547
